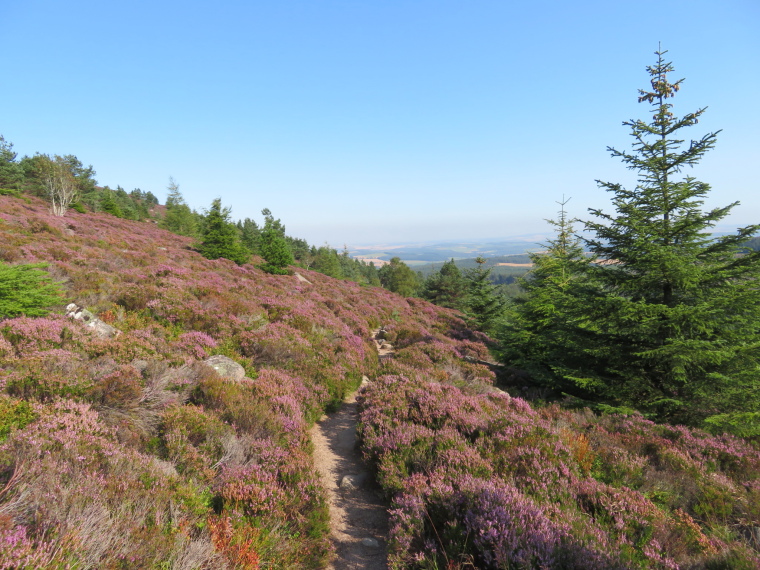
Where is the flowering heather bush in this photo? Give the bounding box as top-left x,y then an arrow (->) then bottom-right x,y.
172,330 -> 219,360
359,375 -> 760,569
20,195 -> 753,567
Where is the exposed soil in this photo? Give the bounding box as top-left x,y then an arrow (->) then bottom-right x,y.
310,329 -> 393,568
311,385 -> 389,569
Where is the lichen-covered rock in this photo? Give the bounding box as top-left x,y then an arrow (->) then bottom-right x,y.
66,303 -> 120,339
203,355 -> 245,382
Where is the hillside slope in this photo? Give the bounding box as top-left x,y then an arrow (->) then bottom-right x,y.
1,196 -> 758,569
0,195 -> 492,569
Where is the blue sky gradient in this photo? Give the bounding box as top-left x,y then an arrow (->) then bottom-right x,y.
2,0 -> 758,245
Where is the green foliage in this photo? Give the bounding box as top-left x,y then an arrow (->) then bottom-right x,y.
378,257 -> 420,297
259,233 -> 294,274
311,245 -> 342,278
421,258 -> 469,311
198,198 -> 250,265
259,211 -> 294,274
506,49 -> 760,431
0,261 -> 64,318
499,200 -> 595,393
0,396 -> 36,443
237,217 -> 261,254
0,135 -> 23,190
160,177 -> 199,237
464,257 -> 505,333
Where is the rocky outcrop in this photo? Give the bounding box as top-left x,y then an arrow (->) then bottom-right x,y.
66,303 -> 120,339
203,355 -> 246,382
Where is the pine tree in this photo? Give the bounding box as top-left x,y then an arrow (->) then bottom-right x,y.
161,178 -> 198,237
581,48 -> 760,430
198,198 -> 249,265
0,135 -> 23,191
500,199 -> 595,392
421,259 -> 469,311
259,228 -> 294,275
464,257 -> 504,333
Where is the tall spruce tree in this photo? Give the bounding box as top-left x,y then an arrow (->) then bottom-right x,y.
580,48 -> 760,430
500,199 -> 594,393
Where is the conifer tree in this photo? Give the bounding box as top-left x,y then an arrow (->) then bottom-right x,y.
580,48 -> 760,429
500,199 -> 594,392
259,212 -> 294,275
0,135 -> 23,191
464,257 -> 504,333
378,257 -> 420,297
422,259 -> 469,311
161,178 -> 198,237
198,198 -> 249,265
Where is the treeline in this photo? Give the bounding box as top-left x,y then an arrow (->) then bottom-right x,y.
0,136 -> 516,319
0,145 -> 159,221
0,138 -> 383,285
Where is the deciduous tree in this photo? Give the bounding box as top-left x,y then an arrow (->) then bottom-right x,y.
379,257 -> 420,297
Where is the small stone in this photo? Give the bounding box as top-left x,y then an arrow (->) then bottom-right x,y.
361,538 -> 380,548
339,473 -> 368,490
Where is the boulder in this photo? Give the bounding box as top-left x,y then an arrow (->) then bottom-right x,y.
204,355 -> 246,382
65,303 -> 120,339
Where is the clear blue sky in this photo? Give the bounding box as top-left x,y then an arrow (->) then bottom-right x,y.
2,0 -> 758,246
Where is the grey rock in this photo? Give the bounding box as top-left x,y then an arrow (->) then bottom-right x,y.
360,538 -> 380,548
340,473 -> 368,490
204,355 -> 246,382
65,303 -> 120,339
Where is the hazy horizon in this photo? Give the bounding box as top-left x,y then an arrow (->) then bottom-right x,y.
2,1 -> 757,246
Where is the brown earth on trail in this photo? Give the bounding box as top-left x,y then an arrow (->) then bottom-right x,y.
310,330 -> 392,569
311,387 -> 389,569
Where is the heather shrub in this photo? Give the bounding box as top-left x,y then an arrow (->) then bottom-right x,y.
3,350 -> 91,401
0,396 -> 36,443
86,364 -> 144,407
359,375 -> 760,569
161,405 -> 232,480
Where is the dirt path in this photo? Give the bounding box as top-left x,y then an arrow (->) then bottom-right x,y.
310,329 -> 394,569
311,383 -> 389,569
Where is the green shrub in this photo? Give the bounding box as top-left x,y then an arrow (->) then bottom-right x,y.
0,396 -> 36,442
0,261 -> 64,318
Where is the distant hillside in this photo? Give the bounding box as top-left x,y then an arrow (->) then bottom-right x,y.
415,254 -> 534,283
349,239 -> 542,266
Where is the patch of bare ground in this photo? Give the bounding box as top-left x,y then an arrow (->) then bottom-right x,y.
310,329 -> 392,568
311,384 -> 389,569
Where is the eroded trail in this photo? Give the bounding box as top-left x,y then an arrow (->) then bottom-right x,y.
311,387 -> 389,569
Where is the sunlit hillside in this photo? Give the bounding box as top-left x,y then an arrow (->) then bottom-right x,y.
1,195 -> 758,569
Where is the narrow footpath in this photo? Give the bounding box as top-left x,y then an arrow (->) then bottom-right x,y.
310,330 -> 394,569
